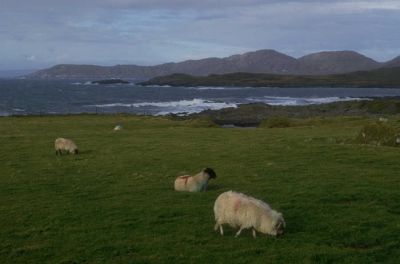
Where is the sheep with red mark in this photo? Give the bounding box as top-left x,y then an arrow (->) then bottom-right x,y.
213,191 -> 285,238
174,168 -> 217,192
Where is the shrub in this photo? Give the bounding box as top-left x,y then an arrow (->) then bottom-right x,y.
356,122 -> 399,146
184,117 -> 218,128
259,116 -> 293,128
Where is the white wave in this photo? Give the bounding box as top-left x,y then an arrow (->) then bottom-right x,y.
83,81 -> 97,85
90,103 -> 133,107
145,84 -> 172,88
86,96 -> 369,115
246,96 -> 369,106
189,86 -> 252,90
12,108 -> 25,112
72,81 -> 100,86
88,99 -> 237,115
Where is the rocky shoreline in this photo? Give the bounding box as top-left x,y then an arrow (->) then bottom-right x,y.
174,97 -> 400,126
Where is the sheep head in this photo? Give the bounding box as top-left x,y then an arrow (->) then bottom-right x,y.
203,168 -> 217,179
275,215 -> 285,236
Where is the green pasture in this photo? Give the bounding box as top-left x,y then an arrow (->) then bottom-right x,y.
0,115 -> 399,263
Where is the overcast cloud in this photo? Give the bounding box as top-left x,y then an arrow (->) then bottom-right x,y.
1,0 -> 399,70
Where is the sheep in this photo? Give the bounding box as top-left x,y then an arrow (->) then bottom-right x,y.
174,168 -> 217,192
55,138 -> 79,155
114,125 -> 122,131
213,191 -> 285,238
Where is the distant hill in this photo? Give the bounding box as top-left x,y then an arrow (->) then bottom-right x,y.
297,51 -> 380,74
139,67 -> 400,88
0,69 -> 38,78
384,56 -> 400,68
27,49 -> 397,79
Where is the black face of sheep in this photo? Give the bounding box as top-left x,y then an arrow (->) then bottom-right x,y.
74,149 -> 79,154
275,219 -> 285,236
204,168 -> 217,179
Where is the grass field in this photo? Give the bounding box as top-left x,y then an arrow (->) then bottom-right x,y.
0,115 -> 399,263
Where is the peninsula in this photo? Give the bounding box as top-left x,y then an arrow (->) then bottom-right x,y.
139,67 -> 400,88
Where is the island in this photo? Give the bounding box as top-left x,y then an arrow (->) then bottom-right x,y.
139,67 -> 400,88
91,79 -> 130,85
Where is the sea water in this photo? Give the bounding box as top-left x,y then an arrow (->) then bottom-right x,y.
1,79 -> 400,116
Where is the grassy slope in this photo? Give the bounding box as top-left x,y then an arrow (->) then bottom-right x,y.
0,115 -> 399,263
192,99 -> 400,126
139,67 -> 400,88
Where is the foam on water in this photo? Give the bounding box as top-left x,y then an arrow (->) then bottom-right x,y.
87,96 -> 371,115
191,86 -> 251,90
89,98 -> 238,115
12,108 -> 26,112
246,96 -> 368,106
145,84 -> 172,88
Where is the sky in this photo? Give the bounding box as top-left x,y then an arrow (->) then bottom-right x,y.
1,0 -> 400,70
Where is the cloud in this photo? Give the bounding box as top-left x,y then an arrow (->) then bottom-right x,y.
0,0 -> 400,69
1,0 -> 269,11
337,1 -> 400,12
25,55 -> 36,61
2,0 -> 400,11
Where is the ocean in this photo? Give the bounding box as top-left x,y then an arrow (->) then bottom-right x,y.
1,79 -> 400,116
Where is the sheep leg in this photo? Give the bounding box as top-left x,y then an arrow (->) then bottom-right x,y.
252,229 -> 257,239
235,228 -> 244,237
214,222 -> 224,235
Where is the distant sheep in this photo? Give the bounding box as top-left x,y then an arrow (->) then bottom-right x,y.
55,138 -> 79,155
114,125 -> 122,131
214,191 -> 285,238
174,168 -> 217,192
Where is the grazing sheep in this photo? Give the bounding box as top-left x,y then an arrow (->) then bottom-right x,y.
55,138 -> 79,155
174,168 -> 217,192
114,125 -> 122,131
214,191 -> 285,238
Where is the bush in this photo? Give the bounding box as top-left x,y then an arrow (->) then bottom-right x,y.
259,116 -> 293,128
356,122 -> 399,146
184,117 -> 218,128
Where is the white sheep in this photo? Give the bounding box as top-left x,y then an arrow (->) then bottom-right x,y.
174,168 -> 217,192
55,138 -> 79,155
114,125 -> 122,131
213,191 -> 285,238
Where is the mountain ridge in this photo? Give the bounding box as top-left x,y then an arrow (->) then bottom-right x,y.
384,56 -> 400,68
28,49 -> 395,79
